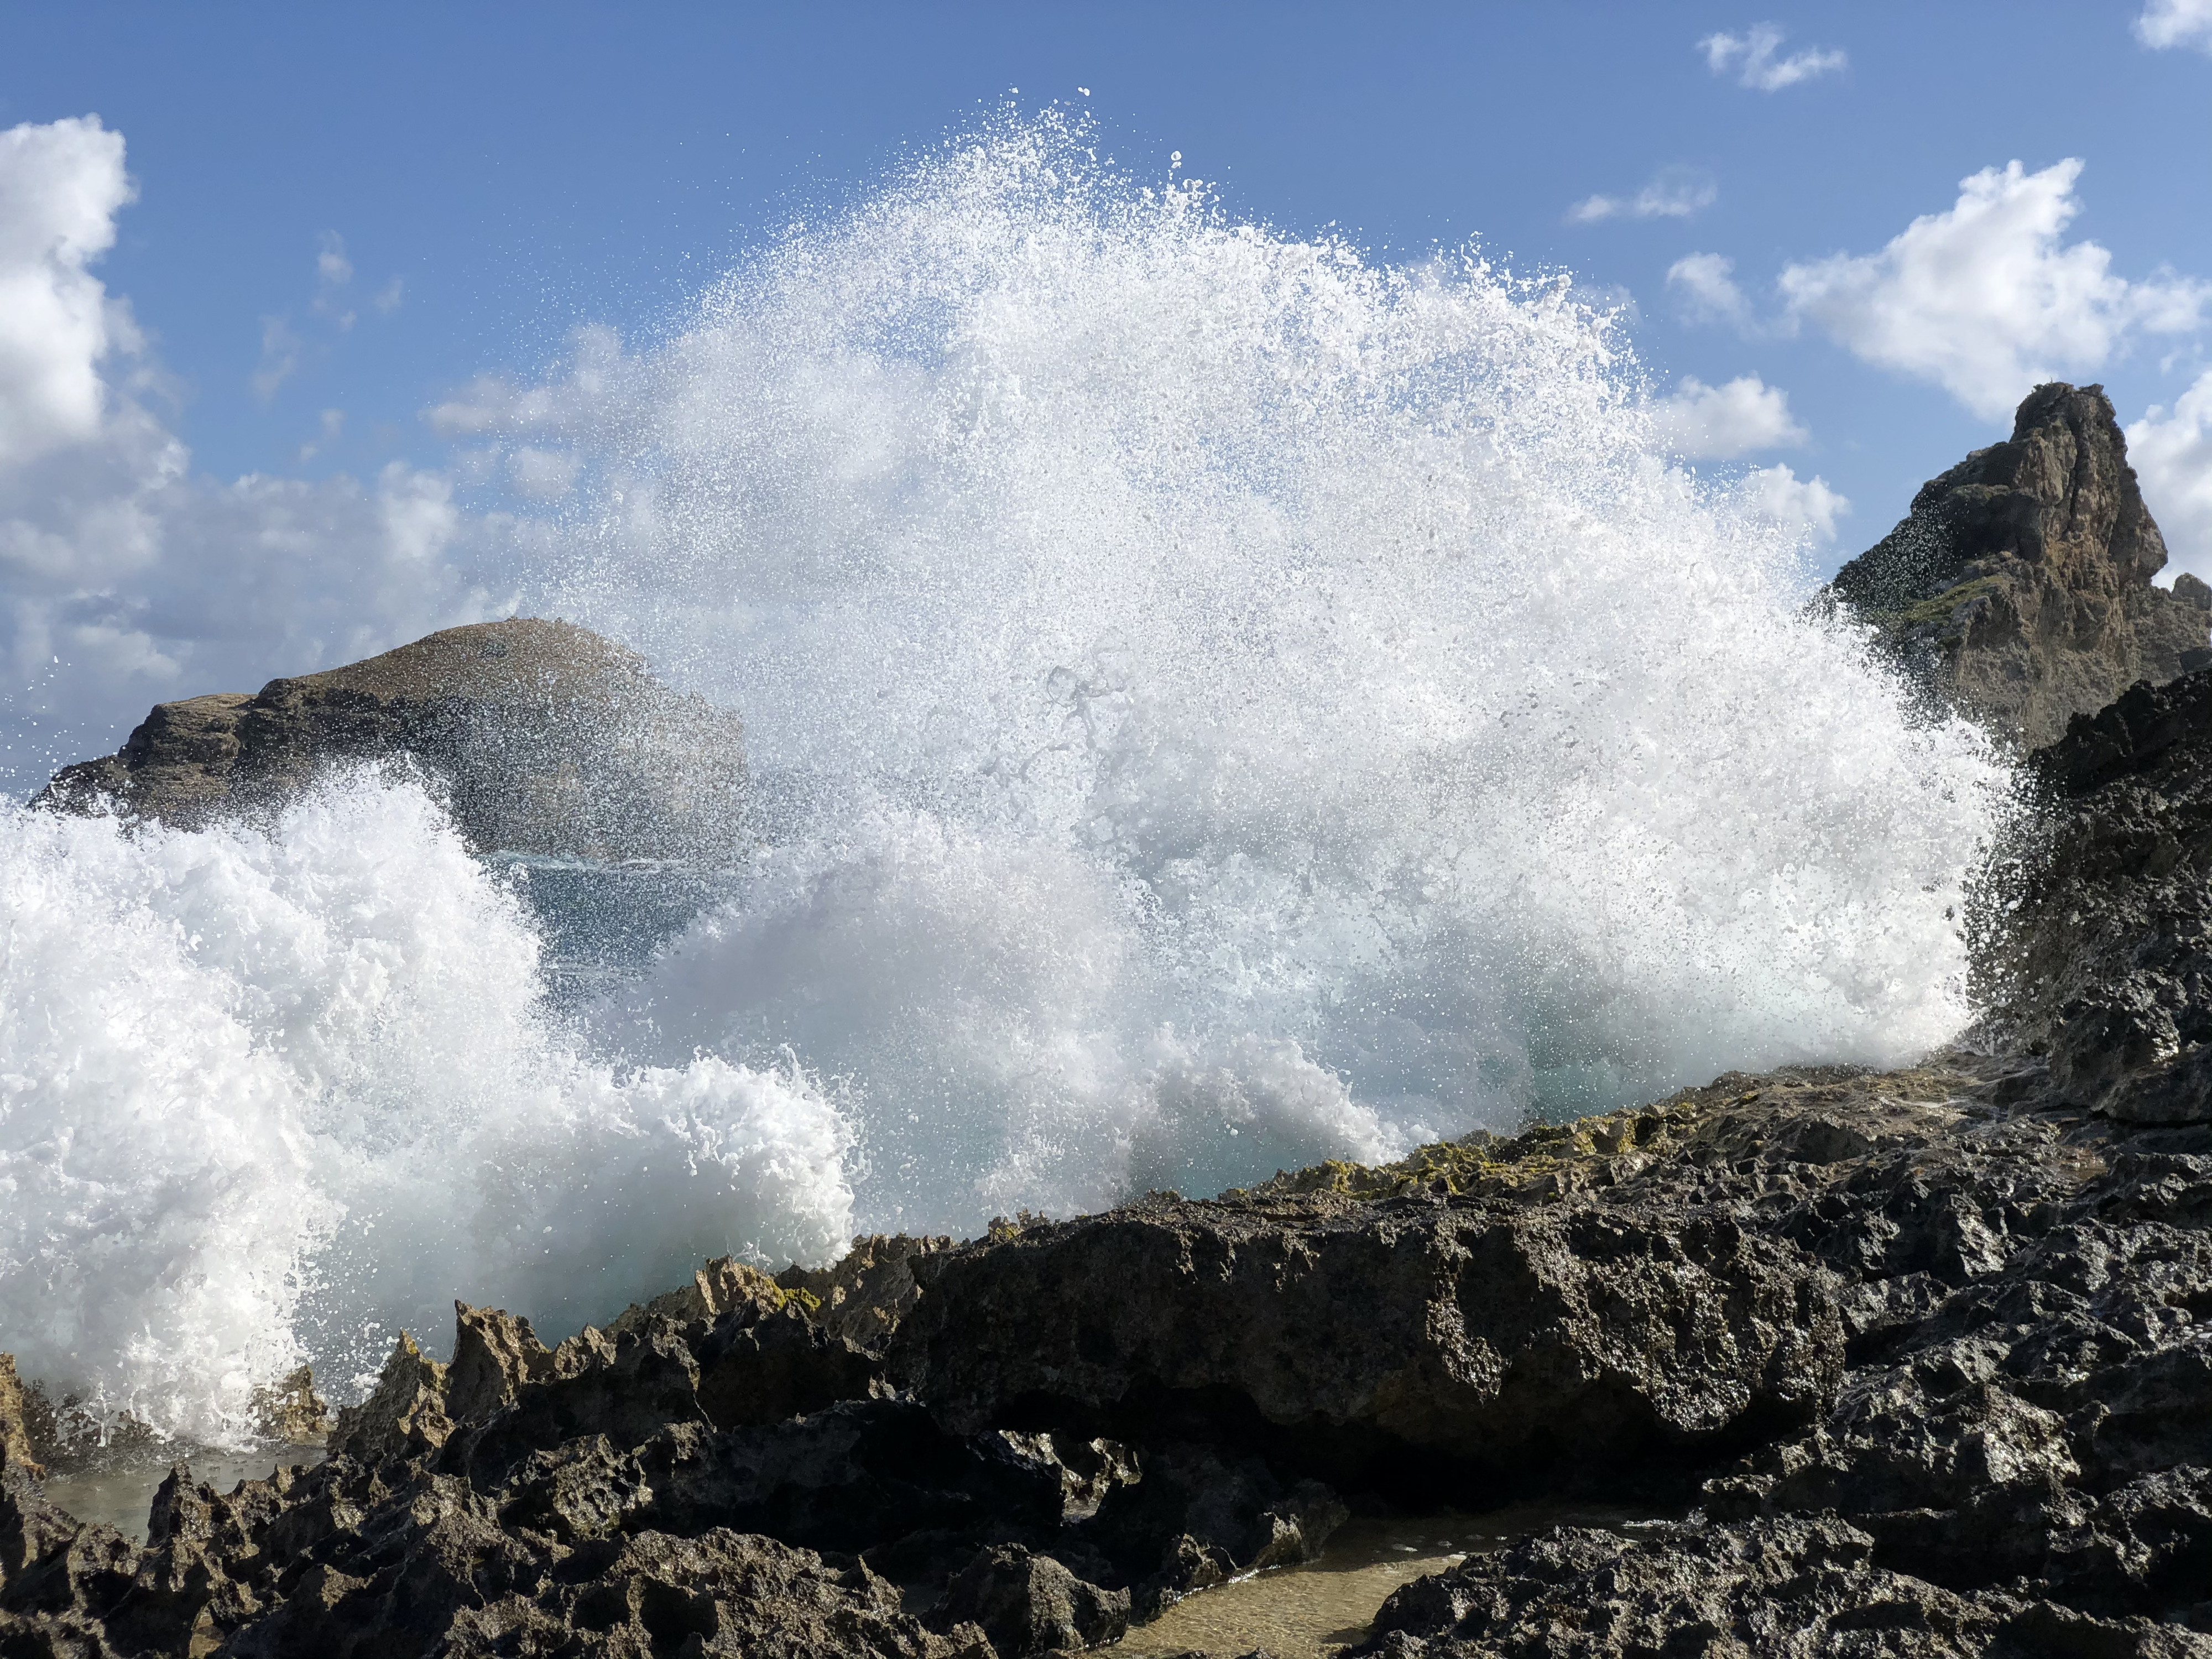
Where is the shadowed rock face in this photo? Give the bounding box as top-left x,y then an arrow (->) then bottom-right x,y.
34,618 -> 747,863
1829,382 -> 2210,750
890,1192 -> 1843,1479
1972,669 -> 2212,1126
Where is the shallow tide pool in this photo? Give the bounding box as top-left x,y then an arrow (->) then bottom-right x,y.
1113,1506 -> 1656,1658
39,1448 -> 327,1543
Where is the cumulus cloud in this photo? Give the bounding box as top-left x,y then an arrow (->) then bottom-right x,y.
1739,463 -> 1848,542
0,117 -> 509,789
1652,374 -> 1807,460
0,117 -> 137,468
1667,252 -> 1754,330
1569,166 -> 1717,225
2130,369 -> 2212,577
1778,159 -> 2210,419
2137,0 -> 2212,51
1700,24 -> 1847,91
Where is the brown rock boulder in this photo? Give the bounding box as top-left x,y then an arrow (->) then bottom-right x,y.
1829,382 -> 2209,749
36,617 -> 745,862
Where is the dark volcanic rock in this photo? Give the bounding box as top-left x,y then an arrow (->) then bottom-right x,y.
1349,1514 -> 2212,1658
893,1187 -> 1843,1480
931,1543 -> 1130,1657
629,1399 -> 1066,1553
1292,1061 -> 2212,1653
1981,669 -> 2212,1124
1829,382 -> 2209,748
778,1235 -> 959,1353
35,617 -> 747,862
1082,1441 -> 1348,1616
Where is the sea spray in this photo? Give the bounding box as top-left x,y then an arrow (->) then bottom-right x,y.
3,111 -> 2018,1440
519,113 -> 2016,1221
0,774 -> 852,1444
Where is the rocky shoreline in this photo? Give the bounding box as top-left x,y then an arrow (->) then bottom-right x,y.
3,1036 -> 2207,1656
5,383 -> 2211,1656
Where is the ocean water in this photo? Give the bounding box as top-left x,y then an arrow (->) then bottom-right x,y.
1,113 -> 2013,1447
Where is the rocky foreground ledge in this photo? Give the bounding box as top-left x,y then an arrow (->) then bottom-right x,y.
3,1046 -> 2208,1657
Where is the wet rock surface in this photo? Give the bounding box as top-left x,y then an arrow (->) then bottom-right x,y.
34,617 -> 748,862
1828,380 -> 2209,749
0,1358 -> 41,1481
1981,666 -> 2212,1126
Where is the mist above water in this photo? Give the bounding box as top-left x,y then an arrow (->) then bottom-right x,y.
1,113 -> 2013,1444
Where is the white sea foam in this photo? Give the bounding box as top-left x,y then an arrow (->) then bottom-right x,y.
4,112 -> 2016,1438
0,775 -> 852,1443
538,114 -> 2014,1225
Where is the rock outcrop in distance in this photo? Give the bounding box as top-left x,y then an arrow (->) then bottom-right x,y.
1828,382 -> 2211,750
35,618 -> 747,864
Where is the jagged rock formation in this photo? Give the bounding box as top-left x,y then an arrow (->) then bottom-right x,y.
7,1059 -> 2209,1655
1332,1060 -> 2212,1654
1354,1514 -> 2211,1657
0,1358 -> 41,1482
34,618 -> 747,863
893,1182 -> 1841,1479
1973,668 -> 2212,1126
1829,382 -> 2211,749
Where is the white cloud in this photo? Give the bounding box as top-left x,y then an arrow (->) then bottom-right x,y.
1569,166 -> 1717,225
1667,252 -> 1753,330
1779,158 -> 2211,419
0,117 -> 509,787
0,116 -> 137,468
298,407 -> 345,462
316,231 -> 352,290
1739,463 -> 1849,542
2131,369 -> 2212,577
1700,24 -> 1847,91
253,315 -> 302,400
374,275 -> 405,315
1652,374 -> 1807,459
2137,0 -> 2212,51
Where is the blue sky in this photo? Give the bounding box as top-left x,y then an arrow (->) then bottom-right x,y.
3,1 -> 2211,780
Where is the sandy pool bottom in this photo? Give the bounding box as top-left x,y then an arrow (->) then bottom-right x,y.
39,1449 -> 326,1543
1113,1506 -> 1657,1658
